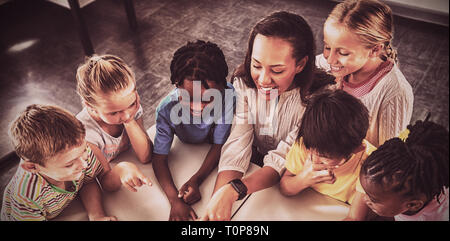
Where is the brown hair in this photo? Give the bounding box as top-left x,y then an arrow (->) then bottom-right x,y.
328,0 -> 398,62
9,104 -> 86,165
76,54 -> 135,106
233,11 -> 327,104
298,89 -> 369,159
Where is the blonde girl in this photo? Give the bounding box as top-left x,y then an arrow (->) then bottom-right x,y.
316,0 -> 414,146
76,54 -> 152,192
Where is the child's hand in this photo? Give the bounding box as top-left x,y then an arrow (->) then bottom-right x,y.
178,178 -> 201,205
116,162 -> 152,192
169,199 -> 198,221
123,92 -> 141,124
299,157 -> 336,186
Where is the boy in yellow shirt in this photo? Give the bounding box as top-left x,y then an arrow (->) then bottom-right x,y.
280,89 -> 376,206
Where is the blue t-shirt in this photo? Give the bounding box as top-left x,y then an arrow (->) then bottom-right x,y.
154,82 -> 235,155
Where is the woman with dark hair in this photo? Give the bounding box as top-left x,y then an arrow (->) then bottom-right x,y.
201,11 -> 334,221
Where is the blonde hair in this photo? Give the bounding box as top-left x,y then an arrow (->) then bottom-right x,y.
328,0 -> 398,63
10,104 -> 86,165
76,54 -> 135,106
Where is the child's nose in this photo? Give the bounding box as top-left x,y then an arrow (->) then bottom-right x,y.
190,101 -> 204,111
327,51 -> 338,65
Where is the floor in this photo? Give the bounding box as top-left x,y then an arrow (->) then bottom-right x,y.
0,0 -> 448,205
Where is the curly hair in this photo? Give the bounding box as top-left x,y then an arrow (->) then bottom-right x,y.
361,119 -> 449,202
170,40 -> 228,89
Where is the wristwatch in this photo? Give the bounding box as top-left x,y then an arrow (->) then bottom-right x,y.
228,179 -> 248,200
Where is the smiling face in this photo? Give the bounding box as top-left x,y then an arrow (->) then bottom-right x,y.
322,19 -> 373,79
178,79 -> 223,117
360,174 -> 425,217
36,141 -> 89,183
91,83 -> 139,125
250,34 -> 306,100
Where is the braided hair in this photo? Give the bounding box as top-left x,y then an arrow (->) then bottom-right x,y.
361,120 -> 449,203
170,40 -> 228,89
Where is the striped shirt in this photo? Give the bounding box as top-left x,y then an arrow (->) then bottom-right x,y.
342,60 -> 394,98
1,146 -> 103,221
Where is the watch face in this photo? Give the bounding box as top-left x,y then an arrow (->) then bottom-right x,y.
230,179 -> 247,200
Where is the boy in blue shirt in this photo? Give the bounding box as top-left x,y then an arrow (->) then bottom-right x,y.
152,40 -> 235,221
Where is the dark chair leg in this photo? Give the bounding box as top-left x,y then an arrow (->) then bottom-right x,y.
68,0 -> 94,56
123,0 -> 137,31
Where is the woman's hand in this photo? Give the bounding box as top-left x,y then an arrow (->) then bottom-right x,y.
200,184 -> 238,221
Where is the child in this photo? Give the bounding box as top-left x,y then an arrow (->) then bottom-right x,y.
1,105 -> 116,221
152,40 -> 234,221
76,54 -> 152,192
358,119 -> 449,221
316,0 -> 414,147
280,89 -> 376,209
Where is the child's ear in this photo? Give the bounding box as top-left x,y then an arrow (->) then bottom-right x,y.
406,200 -> 425,212
21,161 -> 40,173
295,56 -> 309,74
369,44 -> 383,58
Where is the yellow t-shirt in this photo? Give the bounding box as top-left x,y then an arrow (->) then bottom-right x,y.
285,137 -> 377,204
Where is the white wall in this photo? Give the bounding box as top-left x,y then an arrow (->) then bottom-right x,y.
382,0 -> 448,14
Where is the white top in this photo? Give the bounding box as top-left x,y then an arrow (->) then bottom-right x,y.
395,188 -> 449,221
316,54 -> 414,146
218,77 -> 305,175
76,105 -> 143,162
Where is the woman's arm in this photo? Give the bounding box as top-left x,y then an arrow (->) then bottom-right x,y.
201,166 -> 279,221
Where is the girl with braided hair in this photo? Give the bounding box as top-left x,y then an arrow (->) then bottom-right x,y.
152,40 -> 235,221
356,119 -> 449,221
316,0 -> 414,147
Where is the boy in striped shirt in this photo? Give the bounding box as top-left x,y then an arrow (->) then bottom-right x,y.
1,105 -> 149,221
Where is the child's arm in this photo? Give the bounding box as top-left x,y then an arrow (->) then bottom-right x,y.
89,142 -> 152,192
123,93 -> 153,164
280,158 -> 336,196
79,180 -> 117,221
178,144 -> 223,205
344,191 -> 370,221
152,153 -> 197,221
279,169 -> 311,196
124,117 -> 153,164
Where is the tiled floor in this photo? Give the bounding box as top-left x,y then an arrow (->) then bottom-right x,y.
0,0 -> 448,204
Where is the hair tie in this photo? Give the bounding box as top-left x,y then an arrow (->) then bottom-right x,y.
398,128 -> 410,142
90,55 -> 103,63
